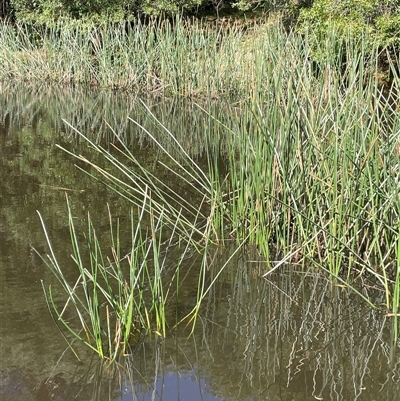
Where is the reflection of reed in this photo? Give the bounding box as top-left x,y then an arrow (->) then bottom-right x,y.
103,246 -> 400,400
0,83 -> 236,158
197,248 -> 400,401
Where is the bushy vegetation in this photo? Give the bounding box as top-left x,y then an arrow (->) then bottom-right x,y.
2,0 -> 400,41
8,0 -> 200,21
3,0 -> 285,21
298,0 -> 400,48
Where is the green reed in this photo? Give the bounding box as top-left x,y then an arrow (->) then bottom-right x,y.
37,193 -> 201,360
0,17 -> 286,97
214,37 -> 400,313
161,32 -> 400,313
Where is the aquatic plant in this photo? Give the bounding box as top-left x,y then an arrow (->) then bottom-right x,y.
37,105 -> 250,359
38,193 -> 203,360
0,16 -> 379,98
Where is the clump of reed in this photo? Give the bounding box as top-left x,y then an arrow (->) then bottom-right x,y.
37,106 -> 252,360
220,45 -> 400,321
37,192 -> 205,360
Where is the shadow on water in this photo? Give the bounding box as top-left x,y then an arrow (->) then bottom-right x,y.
0,83 -> 399,401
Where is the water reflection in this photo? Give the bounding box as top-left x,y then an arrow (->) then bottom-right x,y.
0,83 -> 236,155
125,371 -> 222,401
0,83 -> 233,398
0,84 -> 399,401
118,248 -> 399,401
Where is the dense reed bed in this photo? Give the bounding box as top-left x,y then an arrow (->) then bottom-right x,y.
0,16 -> 321,97
34,18 -> 400,356
61,31 -> 400,304
0,17 -> 249,95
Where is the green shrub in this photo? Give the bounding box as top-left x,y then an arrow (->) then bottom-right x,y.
8,0 -> 286,22
298,0 -> 400,48
9,0 -> 203,22
375,14 -> 400,47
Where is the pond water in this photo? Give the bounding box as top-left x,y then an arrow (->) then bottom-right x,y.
0,84 -> 399,401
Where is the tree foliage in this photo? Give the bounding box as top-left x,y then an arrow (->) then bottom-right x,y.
6,0 -> 283,21
3,0 -> 400,52
3,0 -> 301,22
7,0 -> 202,21
298,0 -> 400,47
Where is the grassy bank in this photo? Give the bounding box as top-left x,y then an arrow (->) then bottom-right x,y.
0,16 -> 270,97
33,17 -> 400,357
2,16 -> 393,98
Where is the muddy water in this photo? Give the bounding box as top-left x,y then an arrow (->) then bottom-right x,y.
0,85 -> 399,401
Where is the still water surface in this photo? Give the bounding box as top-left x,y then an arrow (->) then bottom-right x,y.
0,85 -> 399,401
